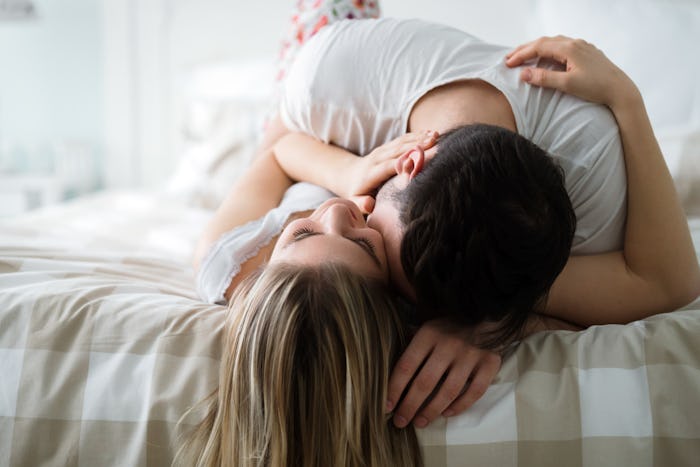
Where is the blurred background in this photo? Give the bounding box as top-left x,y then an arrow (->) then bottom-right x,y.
0,0 -> 101,215
1,0 -> 698,217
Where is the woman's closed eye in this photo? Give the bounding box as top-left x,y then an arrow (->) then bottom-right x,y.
353,237 -> 377,255
294,227 -> 376,251
291,227 -> 380,266
292,226 -> 316,239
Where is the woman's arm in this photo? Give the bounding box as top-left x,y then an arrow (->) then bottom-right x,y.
193,120 -> 436,292
506,37 -> 700,325
192,116 -> 292,272
273,131 -> 438,212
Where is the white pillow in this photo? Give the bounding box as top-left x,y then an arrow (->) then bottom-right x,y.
166,60 -> 275,209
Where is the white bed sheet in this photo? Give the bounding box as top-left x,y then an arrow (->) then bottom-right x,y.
1,191 -> 699,466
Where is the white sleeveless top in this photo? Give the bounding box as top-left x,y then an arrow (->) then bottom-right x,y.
280,18 -> 627,255
197,183 -> 333,304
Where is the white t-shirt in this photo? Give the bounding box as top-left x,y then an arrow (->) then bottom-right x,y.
197,18 -> 628,303
280,17 -> 627,255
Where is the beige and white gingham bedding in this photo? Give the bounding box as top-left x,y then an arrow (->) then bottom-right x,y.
1,191 -> 699,467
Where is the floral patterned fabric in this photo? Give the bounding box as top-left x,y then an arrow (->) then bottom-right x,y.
275,0 -> 380,83
265,0 -> 380,125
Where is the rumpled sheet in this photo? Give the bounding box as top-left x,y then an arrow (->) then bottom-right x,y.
1,191 -> 699,467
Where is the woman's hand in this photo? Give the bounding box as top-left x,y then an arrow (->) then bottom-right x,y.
386,318 -> 502,429
505,36 -> 640,111
345,131 -> 438,213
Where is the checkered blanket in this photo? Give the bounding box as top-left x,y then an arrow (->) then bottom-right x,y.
1,191 -> 699,467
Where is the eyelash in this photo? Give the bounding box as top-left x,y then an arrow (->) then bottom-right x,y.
292,227 -> 376,253
292,227 -> 315,238
354,237 -> 376,254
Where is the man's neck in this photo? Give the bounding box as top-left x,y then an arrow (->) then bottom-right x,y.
408,79 -> 517,134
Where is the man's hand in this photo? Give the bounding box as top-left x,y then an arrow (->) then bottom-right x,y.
345,131 -> 438,213
387,318 -> 502,428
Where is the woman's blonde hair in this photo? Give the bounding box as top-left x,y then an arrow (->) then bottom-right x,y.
175,262 -> 423,467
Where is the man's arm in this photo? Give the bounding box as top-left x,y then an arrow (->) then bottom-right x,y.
387,312 -> 580,429
506,37 -> 700,326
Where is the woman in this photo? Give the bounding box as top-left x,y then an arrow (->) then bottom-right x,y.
193,0 -> 406,305
176,262 -> 422,466
193,133 -> 435,305
181,4 -> 431,465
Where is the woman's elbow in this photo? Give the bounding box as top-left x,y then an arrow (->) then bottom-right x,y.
192,235 -> 213,274
681,275 -> 700,307
666,268 -> 700,311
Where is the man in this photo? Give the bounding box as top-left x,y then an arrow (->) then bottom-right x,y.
264,17 -> 699,429
197,6 -> 700,429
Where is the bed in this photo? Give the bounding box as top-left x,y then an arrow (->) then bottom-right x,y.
1,193 -> 699,466
2,0 -> 700,466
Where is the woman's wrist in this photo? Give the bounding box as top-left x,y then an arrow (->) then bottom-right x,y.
608,78 -> 643,116
336,153 -> 361,198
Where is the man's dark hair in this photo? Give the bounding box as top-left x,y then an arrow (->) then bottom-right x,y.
397,124 -> 576,346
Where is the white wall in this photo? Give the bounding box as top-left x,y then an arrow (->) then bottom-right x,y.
101,0 -> 539,190
0,0 -> 102,189
383,0 -> 536,46
3,0 -> 695,194
102,0 -> 294,189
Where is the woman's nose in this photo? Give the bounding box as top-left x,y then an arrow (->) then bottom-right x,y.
321,203 -> 362,232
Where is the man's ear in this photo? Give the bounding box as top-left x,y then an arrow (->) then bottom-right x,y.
395,147 -> 426,180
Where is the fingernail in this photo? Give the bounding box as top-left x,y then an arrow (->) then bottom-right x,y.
394,415 -> 407,427
386,400 -> 394,412
443,409 -> 455,417
522,68 -> 532,82
414,416 -> 428,428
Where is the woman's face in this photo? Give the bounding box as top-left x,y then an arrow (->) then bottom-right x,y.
270,198 -> 389,282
